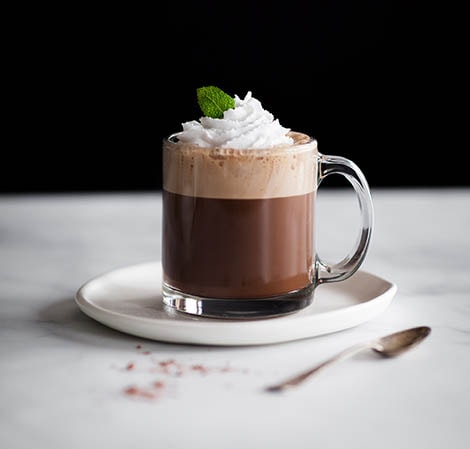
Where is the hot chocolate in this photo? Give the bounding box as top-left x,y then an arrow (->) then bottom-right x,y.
161,87 -> 374,318
162,132 -> 318,299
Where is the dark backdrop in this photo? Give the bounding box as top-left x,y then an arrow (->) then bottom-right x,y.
2,1 -> 461,193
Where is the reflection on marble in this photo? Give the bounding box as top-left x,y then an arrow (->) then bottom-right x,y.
1,190 -> 469,449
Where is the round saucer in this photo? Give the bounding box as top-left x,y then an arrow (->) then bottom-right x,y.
75,261 -> 397,346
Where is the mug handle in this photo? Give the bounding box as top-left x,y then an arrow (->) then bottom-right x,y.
316,154 -> 374,284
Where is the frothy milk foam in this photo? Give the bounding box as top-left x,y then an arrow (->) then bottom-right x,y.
164,132 -> 318,199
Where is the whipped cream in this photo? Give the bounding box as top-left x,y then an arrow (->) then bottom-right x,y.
175,91 -> 294,149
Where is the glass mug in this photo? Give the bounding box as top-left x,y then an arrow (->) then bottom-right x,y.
161,132 -> 373,319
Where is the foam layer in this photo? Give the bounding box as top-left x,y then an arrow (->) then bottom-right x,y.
163,132 -> 318,199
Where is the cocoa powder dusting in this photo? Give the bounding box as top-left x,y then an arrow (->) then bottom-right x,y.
119,344 -> 247,402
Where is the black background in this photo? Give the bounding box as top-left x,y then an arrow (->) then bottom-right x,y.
2,1 -> 463,193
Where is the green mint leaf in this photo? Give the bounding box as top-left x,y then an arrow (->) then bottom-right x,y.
197,86 -> 235,119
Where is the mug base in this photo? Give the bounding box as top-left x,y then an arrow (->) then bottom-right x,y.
162,282 -> 315,320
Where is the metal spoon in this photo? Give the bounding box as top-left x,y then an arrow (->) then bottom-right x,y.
266,326 -> 431,392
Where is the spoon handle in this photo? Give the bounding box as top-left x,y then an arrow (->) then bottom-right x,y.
265,342 -> 371,392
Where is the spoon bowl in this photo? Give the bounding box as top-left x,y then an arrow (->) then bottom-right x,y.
266,326 -> 431,392
371,326 -> 431,357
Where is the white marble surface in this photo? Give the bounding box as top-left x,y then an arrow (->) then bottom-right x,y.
1,189 -> 469,449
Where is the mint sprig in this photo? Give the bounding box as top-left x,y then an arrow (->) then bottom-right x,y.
197,86 -> 235,119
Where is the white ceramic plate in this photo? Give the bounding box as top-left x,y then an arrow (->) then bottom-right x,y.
75,261 -> 397,346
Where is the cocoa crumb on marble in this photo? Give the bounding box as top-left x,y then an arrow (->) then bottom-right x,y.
124,385 -> 158,399
191,364 -> 209,374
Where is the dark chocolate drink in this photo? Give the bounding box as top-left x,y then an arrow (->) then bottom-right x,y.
163,191 -> 314,298
162,131 -> 318,301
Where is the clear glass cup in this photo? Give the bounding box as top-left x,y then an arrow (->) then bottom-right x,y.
161,132 -> 373,319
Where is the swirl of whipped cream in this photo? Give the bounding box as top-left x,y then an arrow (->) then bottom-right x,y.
175,91 -> 294,149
